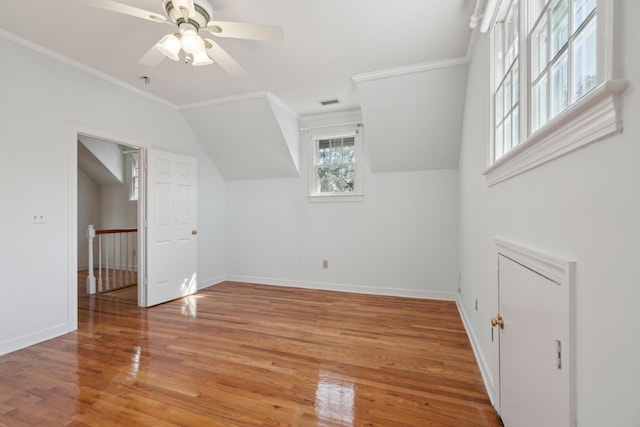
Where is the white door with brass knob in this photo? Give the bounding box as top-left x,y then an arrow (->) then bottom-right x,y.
145,149 -> 198,307
493,240 -> 574,427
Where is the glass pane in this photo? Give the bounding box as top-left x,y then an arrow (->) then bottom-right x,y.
573,0 -> 596,32
504,1 -> 519,66
572,17 -> 597,102
532,73 -> 548,131
550,0 -> 569,58
504,74 -> 512,116
318,140 -> 330,165
530,0 -> 549,27
495,123 -> 504,160
342,179 -> 355,192
320,178 -> 332,193
512,64 -> 520,107
330,139 -> 343,164
344,165 -> 355,179
531,15 -> 548,79
317,166 -> 329,180
512,106 -> 520,146
504,114 -> 512,152
495,85 -> 504,123
550,50 -> 569,118
343,145 -> 355,164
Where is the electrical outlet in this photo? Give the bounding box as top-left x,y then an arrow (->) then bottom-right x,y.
29,214 -> 46,224
322,260 -> 329,269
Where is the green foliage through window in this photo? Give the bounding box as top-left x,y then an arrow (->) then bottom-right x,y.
315,137 -> 356,193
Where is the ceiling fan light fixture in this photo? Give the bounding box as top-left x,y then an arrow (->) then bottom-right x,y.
192,50 -> 213,66
156,33 -> 181,61
181,28 -> 205,54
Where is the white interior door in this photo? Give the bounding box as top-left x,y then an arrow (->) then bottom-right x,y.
494,250 -> 572,427
146,149 -> 197,307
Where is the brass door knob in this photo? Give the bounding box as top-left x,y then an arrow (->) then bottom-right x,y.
491,313 -> 504,329
192,230 -> 198,235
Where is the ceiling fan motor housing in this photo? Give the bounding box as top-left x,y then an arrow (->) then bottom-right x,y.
162,0 -> 213,31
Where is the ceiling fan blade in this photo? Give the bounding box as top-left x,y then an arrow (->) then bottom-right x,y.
204,39 -> 248,79
206,21 -> 284,42
82,0 -> 168,24
138,44 -> 166,67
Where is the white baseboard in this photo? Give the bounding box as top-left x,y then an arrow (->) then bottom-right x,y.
0,323 -> 69,357
225,275 -> 457,301
198,276 -> 226,290
456,294 -> 495,405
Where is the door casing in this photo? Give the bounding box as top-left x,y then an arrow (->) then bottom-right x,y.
69,123 -> 149,325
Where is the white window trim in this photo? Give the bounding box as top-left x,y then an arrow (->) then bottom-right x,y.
307,126 -> 364,203
485,78 -> 628,185
484,0 -> 628,187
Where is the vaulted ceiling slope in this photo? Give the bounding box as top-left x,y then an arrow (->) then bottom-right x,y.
354,60 -> 469,172
181,92 -> 300,180
78,136 -> 126,186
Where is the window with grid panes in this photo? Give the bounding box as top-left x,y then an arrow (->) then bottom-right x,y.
493,0 -> 520,160
315,136 -> 356,193
491,0 -> 598,163
486,0 -> 626,186
309,128 -> 363,200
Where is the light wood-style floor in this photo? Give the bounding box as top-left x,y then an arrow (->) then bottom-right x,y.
0,280 -> 502,426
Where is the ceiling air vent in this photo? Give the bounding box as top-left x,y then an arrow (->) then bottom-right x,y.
319,99 -> 341,107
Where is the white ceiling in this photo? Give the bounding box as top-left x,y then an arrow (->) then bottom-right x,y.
0,0 -> 476,116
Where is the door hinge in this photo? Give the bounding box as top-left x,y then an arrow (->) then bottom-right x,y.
143,277 -> 148,287
556,340 -> 562,369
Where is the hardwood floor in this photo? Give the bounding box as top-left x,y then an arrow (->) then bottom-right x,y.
0,282 -> 502,426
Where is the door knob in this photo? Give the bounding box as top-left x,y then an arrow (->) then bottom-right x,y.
491,313 -> 504,329
192,230 -> 198,235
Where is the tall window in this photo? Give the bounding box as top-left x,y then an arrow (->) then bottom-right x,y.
486,0 -> 625,186
494,0 -> 520,160
309,128 -> 363,201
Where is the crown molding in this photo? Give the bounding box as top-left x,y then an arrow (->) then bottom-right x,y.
351,57 -> 468,84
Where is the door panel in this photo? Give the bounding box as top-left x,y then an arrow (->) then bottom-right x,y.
146,149 -> 197,307
497,254 -> 565,427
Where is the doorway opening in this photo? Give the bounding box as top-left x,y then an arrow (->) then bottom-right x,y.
76,133 -> 145,307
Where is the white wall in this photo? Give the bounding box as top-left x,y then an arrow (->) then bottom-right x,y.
99,184 -> 137,229
227,127 -> 459,298
77,169 -> 100,270
0,35 -> 227,355
457,1 -> 640,425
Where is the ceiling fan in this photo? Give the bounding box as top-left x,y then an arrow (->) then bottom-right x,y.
84,0 -> 284,78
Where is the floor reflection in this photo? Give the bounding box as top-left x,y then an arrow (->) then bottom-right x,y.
181,295 -> 198,317
315,370 -> 355,426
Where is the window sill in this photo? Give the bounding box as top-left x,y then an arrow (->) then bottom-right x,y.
307,194 -> 364,203
484,79 -> 629,187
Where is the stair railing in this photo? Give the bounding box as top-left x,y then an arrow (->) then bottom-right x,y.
86,225 -> 138,294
